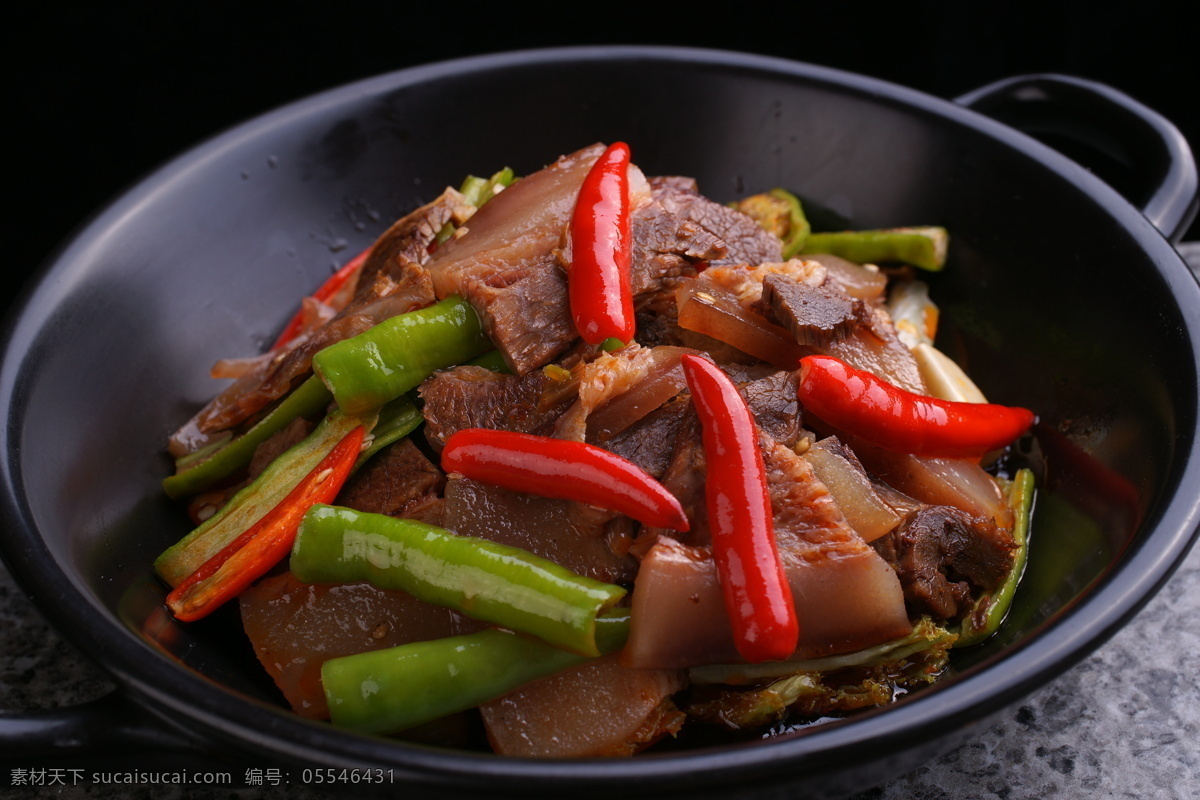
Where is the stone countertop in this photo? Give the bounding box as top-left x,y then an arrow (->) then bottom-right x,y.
1,538 -> 1196,799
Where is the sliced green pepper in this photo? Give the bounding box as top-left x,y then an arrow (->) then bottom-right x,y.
800,226 -> 948,271
322,611 -> 628,735
290,505 -> 626,656
311,295 -> 492,415
155,409 -> 375,587
459,166 -> 516,208
956,468 -> 1035,647
163,375 -> 333,499
353,394 -> 423,470
437,167 -> 518,244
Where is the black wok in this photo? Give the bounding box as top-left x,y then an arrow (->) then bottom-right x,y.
2,47 -> 1198,799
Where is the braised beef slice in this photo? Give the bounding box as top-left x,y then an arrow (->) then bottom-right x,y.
760,273 -> 867,348
426,145 -> 604,375
457,258 -> 578,376
419,356 -> 583,450
654,182 -> 783,267
336,438 -> 445,525
600,399 -> 690,479
741,369 -> 802,447
635,407 -> 710,551
443,476 -> 636,584
629,195 -> 725,298
873,506 -> 1015,621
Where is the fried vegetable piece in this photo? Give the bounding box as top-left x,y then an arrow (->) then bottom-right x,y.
156,409 -> 375,587
163,375 -> 333,499
685,617 -> 956,730
732,188 -> 810,259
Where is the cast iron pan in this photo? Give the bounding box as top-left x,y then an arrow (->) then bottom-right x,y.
2,47 -> 1198,798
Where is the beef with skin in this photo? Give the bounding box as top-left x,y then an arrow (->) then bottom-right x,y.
623,433 -> 911,669
424,144 -> 608,375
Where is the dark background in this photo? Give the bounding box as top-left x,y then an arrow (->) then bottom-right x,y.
8,2 -> 1198,315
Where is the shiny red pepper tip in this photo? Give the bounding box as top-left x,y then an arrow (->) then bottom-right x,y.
440,428 -> 689,531
681,354 -> 799,663
796,355 -> 1036,459
568,142 -> 634,345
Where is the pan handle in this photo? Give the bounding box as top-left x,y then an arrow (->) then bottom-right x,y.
955,74 -> 1198,242
0,689 -> 233,770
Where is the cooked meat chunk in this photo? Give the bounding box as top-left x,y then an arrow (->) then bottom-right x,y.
336,438 -> 445,525
653,182 -> 783,267
628,193 -> 725,298
442,476 -> 636,584
353,188 -> 474,300
419,360 -> 581,450
247,416 -> 317,479
740,368 -> 802,447
872,505 -> 1016,621
601,399 -> 690,480
761,272 -> 867,348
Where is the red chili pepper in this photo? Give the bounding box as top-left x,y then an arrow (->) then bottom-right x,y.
166,425 -> 365,621
271,247 -> 370,350
440,428 -> 688,531
569,141 -> 634,345
797,355 -> 1036,459
681,354 -> 799,663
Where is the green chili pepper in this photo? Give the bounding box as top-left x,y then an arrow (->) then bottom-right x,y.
353,394 -> 423,470
436,168 -> 518,244
155,409 -> 375,587
956,468 -> 1035,647
163,376 -> 333,499
322,611 -> 628,735
311,295 -> 492,415
290,505 -> 626,656
800,226 -> 948,271
459,166 -> 516,208
600,337 -> 627,352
